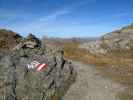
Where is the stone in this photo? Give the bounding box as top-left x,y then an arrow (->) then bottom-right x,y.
0,34 -> 76,100
13,33 -> 42,50
24,41 -> 37,49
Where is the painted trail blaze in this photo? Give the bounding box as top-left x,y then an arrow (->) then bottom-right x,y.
27,61 -> 48,71
36,63 -> 47,71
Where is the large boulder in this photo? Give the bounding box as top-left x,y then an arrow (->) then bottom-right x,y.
0,34 -> 76,100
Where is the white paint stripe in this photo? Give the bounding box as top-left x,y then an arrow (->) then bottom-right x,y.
31,61 -> 40,66
27,61 -> 40,69
27,64 -> 30,69
27,64 -> 35,69
36,63 -> 46,71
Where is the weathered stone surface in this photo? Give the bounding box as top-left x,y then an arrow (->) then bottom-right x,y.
0,35 -> 76,100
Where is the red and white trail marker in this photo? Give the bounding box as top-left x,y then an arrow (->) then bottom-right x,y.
36,63 -> 47,71
27,61 -> 48,71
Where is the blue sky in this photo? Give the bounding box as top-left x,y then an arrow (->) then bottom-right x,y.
0,0 -> 133,38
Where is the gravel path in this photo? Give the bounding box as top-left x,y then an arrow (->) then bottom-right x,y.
63,61 -> 125,100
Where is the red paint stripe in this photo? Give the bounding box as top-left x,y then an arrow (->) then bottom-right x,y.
36,63 -> 42,69
36,63 -> 47,71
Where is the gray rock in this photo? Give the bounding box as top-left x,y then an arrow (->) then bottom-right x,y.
0,35 -> 76,100
13,33 -> 42,50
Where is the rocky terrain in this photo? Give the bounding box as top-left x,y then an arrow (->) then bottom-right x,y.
80,24 -> 133,55
0,31 -> 76,100
63,61 -> 125,100
1,24 -> 133,100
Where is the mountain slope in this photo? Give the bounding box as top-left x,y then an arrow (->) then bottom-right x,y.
0,29 -> 22,54
80,24 -> 133,56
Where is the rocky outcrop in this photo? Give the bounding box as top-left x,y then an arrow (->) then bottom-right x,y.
80,24 -> 133,55
80,40 -> 108,55
25,33 -> 41,48
13,34 -> 41,50
0,33 -> 76,100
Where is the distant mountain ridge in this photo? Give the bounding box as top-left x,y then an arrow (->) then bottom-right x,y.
43,37 -> 99,48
